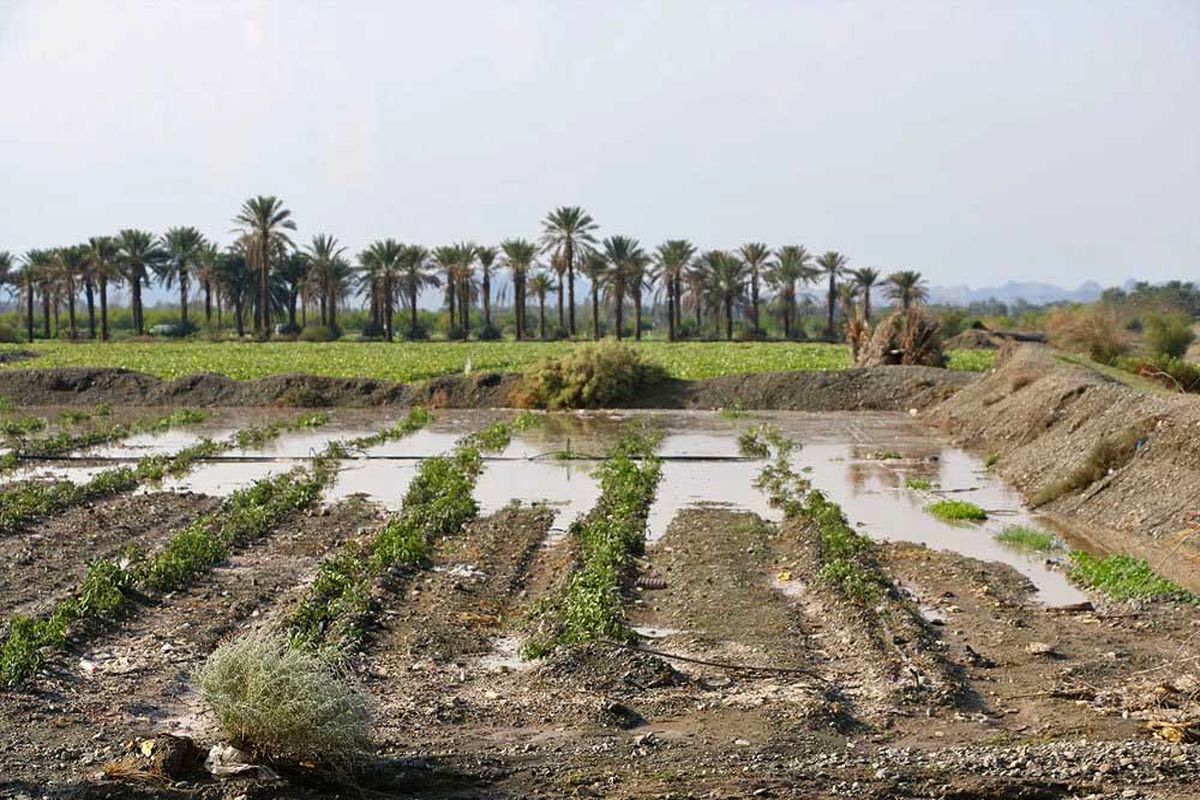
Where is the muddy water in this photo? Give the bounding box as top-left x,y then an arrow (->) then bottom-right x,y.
4,408 -> 1087,605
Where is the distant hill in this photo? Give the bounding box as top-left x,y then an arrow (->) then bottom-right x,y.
928,280 -> 1104,307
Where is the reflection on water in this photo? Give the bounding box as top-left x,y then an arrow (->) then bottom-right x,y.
1,408 -> 1089,605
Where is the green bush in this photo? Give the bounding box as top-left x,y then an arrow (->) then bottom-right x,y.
197,633 -> 371,770
1069,552 -> 1194,602
512,342 -> 667,410
1144,314 -> 1196,359
926,500 -> 987,521
298,325 -> 340,342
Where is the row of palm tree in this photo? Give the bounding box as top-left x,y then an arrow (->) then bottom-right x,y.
0,198 -> 929,342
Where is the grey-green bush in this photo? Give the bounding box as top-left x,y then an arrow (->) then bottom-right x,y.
1144,314 -> 1196,359
196,633 -> 371,770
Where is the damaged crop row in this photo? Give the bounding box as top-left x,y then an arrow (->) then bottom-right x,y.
0,408 -> 207,471
0,413 -> 330,536
287,417 -> 508,652
521,427 -> 662,657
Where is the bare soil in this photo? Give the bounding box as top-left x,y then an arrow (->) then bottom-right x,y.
930,343 -> 1200,592
0,364 -> 973,412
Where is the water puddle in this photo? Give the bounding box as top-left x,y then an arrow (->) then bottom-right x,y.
2,408 -> 1091,605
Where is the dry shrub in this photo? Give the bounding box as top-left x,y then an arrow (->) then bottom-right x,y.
856,309 -> 945,368
1046,305 -> 1129,364
1030,422 -> 1152,506
510,342 -> 666,409
196,633 -> 371,771
1144,314 -> 1196,359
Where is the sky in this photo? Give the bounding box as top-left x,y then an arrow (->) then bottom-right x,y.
1,0 -> 1197,297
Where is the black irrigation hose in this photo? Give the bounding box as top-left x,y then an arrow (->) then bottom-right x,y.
26,453 -> 762,464
605,638 -> 832,683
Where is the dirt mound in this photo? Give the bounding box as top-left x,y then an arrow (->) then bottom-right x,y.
0,365 -> 973,411
856,309 -> 946,368
946,328 -> 1003,349
931,344 -> 1200,590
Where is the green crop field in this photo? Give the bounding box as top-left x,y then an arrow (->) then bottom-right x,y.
0,341 -> 993,383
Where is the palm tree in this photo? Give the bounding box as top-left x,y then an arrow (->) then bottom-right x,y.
601,236 -> 647,341
398,245 -> 439,338
886,270 -> 928,312
738,242 -> 772,334
55,245 -> 88,339
501,239 -> 537,341
540,206 -> 598,337
815,251 -> 849,339
233,196 -> 296,339
277,250 -> 309,331
83,236 -> 119,340
452,243 -> 477,336
359,239 -> 404,341
769,245 -> 815,339
215,248 -> 254,337
850,267 -> 882,322
161,226 -> 207,328
195,241 -> 221,329
580,251 -> 609,341
432,246 -> 460,333
116,229 -> 165,336
698,250 -> 749,340
653,240 -> 695,341
18,252 -> 43,342
305,234 -> 354,331
528,272 -> 553,340
549,248 -> 568,332
477,246 -> 498,328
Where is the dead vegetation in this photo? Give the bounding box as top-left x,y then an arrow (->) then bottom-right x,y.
855,308 -> 947,368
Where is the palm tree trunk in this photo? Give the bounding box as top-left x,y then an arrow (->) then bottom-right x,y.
410,286 -> 418,337
725,296 -> 733,341
204,281 -> 212,327
85,281 -> 96,339
482,272 -> 491,326
826,274 -> 836,339
592,286 -> 600,341
99,278 -> 109,341
180,271 -> 189,325
328,288 -> 336,330
538,296 -> 546,340
666,277 -> 675,342
615,291 -> 624,341
259,243 -> 270,340
566,240 -> 575,337
235,300 -> 245,337
459,280 -> 470,336
557,273 -> 565,332
634,291 -> 642,341
132,279 -> 144,336
25,283 -> 34,342
516,277 -> 525,341
447,280 -> 455,332
694,298 -> 701,331
751,273 -> 760,331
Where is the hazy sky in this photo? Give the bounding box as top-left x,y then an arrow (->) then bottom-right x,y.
1,0 -> 1197,290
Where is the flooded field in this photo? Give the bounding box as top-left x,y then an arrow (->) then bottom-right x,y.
10,408 -> 1086,605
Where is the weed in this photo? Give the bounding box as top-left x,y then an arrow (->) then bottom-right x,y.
511,342 -> 667,410
1144,314 -> 1196,359
803,491 -> 886,603
93,402 -> 112,417
874,451 -> 902,460
197,633 -> 370,770
0,416 -> 47,437
995,526 -> 1058,552
904,478 -> 934,491
1068,552 -> 1195,602
467,420 -> 513,452
0,396 -> 12,412
512,410 -> 541,431
1030,424 -> 1149,506
737,427 -> 771,458
926,500 -> 988,521
985,454 -> 999,468
720,403 -> 749,419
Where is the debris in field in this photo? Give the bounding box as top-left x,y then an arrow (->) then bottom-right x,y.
635,575 -> 668,590
78,658 -> 98,676
204,743 -> 280,780
856,309 -> 947,368
447,563 -> 487,581
1026,641 -> 1057,657
1147,718 -> 1200,743
102,735 -> 205,784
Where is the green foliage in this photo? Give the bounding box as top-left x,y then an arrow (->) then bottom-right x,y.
197,633 -> 370,769
1144,314 -> 1196,359
1118,353 -> 1200,394
926,499 -> 988,521
737,427 -> 771,458
288,418 -> 484,653
904,478 -> 934,491
946,350 -> 996,372
0,416 -> 47,436
298,324 -> 341,342
874,450 -> 902,460
995,526 -> 1058,552
513,342 -> 668,410
1069,552 -> 1195,602
466,420 -> 513,452
511,410 -> 541,431
525,431 -> 662,656
803,491 -> 886,603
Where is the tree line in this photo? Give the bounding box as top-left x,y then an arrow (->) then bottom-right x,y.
0,197 -> 930,343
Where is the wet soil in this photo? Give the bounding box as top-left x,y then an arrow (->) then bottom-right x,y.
0,364 -> 973,412
0,491 -> 219,620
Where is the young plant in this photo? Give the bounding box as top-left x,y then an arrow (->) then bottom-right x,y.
926,499 -> 988,522
995,526 -> 1058,552
1068,552 -> 1195,602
